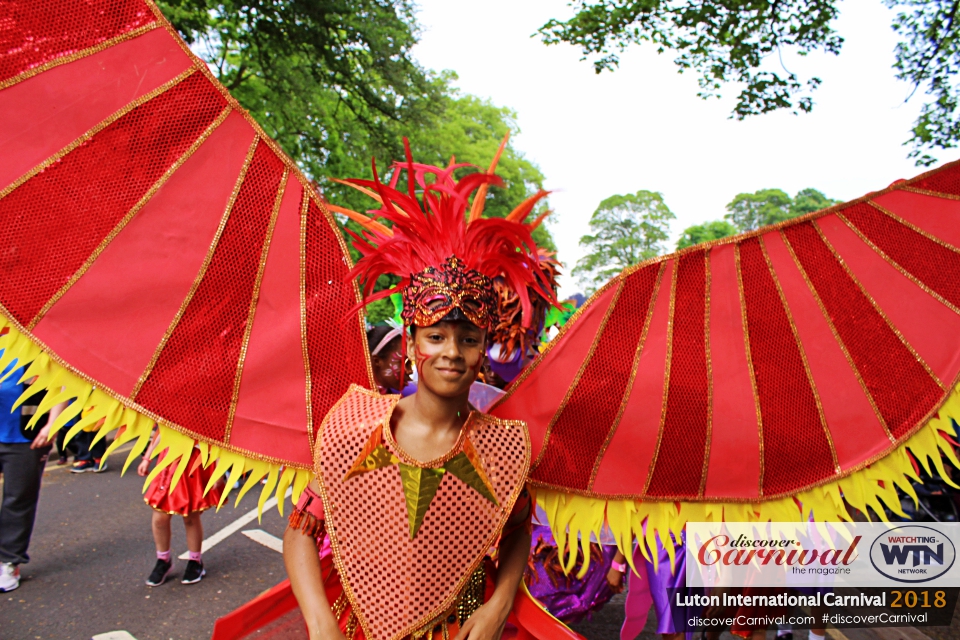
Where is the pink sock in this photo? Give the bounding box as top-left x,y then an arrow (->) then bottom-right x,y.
157,550 -> 171,562
188,551 -> 202,563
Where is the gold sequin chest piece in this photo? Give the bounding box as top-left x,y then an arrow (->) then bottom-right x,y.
315,385 -> 530,640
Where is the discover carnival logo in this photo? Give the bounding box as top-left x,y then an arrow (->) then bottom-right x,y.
869,525 -> 956,583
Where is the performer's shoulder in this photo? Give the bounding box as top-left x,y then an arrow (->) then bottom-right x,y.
322,384 -> 399,428
471,410 -> 529,440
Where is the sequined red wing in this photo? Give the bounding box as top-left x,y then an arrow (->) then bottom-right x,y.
0,0 -> 372,469
493,161 -> 960,503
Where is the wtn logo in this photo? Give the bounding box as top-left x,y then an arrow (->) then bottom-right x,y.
870,525 -> 956,583
879,543 -> 944,568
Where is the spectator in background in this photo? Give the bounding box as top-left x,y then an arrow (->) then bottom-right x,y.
366,324 -> 408,395
0,357 -> 64,592
70,423 -> 107,473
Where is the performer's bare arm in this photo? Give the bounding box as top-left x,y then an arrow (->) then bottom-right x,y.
284,479 -> 345,640
455,497 -> 532,640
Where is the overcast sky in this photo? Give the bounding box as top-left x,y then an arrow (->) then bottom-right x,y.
410,0 -> 955,296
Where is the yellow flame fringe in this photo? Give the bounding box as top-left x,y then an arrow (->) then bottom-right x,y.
0,319 -> 312,518
537,386 -> 960,579
3,315 -> 959,557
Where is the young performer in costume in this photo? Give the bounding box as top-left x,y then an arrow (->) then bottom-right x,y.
137,428 -> 223,586
4,5 -> 960,638
284,146 -> 575,640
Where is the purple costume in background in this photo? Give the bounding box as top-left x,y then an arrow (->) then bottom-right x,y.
621,531 -> 702,640
524,523 -> 618,625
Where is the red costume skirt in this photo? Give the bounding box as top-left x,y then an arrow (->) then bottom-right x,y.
143,448 -> 222,516
211,537 -> 583,640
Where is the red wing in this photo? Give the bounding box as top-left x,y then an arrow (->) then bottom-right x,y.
0,0 -> 372,473
493,161 -> 960,503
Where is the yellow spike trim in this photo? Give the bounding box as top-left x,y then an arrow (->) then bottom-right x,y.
0,317 -> 311,517
536,383 -> 960,578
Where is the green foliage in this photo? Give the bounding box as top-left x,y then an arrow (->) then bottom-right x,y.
886,0 -> 960,165
156,0 -> 555,321
676,220 -> 739,249
724,187 -> 839,232
158,0 -> 441,182
724,188 -> 794,232
539,0 -> 841,117
539,0 -> 960,164
573,191 -> 675,293
791,187 -> 840,216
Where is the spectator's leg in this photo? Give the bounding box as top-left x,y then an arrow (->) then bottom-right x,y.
0,443 -> 47,565
89,434 -> 107,463
183,511 -> 203,553
55,428 -> 77,460
73,431 -> 93,462
152,510 -> 173,554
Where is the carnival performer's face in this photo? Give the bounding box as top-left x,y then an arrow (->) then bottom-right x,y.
409,321 -> 485,399
371,338 -> 408,394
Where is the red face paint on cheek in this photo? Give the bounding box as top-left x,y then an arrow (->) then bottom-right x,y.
413,344 -> 431,378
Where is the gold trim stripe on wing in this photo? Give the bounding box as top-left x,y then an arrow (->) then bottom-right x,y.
698,250 -> 713,498
297,179 -> 376,389
298,189 -> 317,454
224,168 -> 289,443
0,67 -> 197,201
131,135 -> 261,399
811,220 -> 945,391
643,258 -> 678,497
0,22 -> 161,92
587,261 -> 666,490
531,277 -> 625,470
867,200 -> 960,256
779,230 -> 895,444
837,213 -> 960,317
27,105 -> 233,330
759,237 -> 840,476
900,186 -> 960,201
735,244 -> 765,497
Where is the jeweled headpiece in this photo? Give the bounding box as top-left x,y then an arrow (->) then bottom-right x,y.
328,137 -> 555,329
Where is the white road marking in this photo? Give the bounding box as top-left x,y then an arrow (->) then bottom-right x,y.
92,632 -> 138,640
242,528 -> 284,553
178,487 -> 292,560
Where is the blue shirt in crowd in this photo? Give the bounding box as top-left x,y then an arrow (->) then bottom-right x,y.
0,351 -> 27,444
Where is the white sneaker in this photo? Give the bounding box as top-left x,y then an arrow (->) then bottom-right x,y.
0,562 -> 19,592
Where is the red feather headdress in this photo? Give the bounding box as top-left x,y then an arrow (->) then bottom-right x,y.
329,137 -> 556,330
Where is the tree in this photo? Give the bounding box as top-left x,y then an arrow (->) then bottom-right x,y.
158,0 -> 442,182
791,187 -> 840,215
157,2 -> 556,322
724,187 -> 839,232
538,1 -> 960,164
724,188 -> 794,232
573,191 -> 675,293
676,220 -> 739,249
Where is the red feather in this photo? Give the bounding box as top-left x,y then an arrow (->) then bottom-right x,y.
346,141 -> 555,327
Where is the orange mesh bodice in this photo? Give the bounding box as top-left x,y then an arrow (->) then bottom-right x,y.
314,385 -> 530,640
